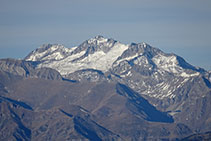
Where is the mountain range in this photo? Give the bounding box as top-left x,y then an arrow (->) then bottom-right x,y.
0,35 -> 210,140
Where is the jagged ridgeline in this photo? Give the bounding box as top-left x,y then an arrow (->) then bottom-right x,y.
0,36 -> 211,140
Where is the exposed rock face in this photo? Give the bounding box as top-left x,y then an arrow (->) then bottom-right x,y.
0,58 -> 62,80
66,69 -> 108,82
181,131 -> 211,141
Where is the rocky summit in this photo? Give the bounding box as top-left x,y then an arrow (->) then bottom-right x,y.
0,36 -> 211,140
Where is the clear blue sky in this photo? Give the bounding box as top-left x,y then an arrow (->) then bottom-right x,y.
0,0 -> 211,70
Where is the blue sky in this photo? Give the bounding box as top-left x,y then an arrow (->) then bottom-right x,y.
0,0 -> 211,70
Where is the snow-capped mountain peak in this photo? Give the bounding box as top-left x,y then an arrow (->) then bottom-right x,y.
25,36 -> 130,75
87,35 -> 109,44
22,36 -> 210,100
25,44 -> 74,62
25,36 -> 203,77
